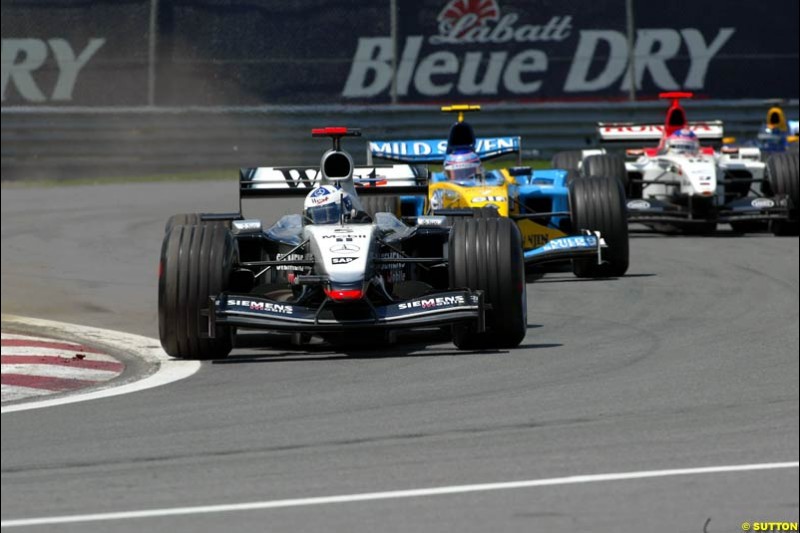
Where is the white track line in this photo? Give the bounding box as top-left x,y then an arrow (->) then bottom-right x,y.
1,315 -> 200,414
1,461 -> 797,528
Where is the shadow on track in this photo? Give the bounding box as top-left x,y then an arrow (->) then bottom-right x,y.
628,227 -> 786,239
529,273 -> 656,284
212,326 -> 561,364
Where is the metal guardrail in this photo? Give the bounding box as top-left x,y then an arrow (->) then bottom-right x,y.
2,100 -> 797,180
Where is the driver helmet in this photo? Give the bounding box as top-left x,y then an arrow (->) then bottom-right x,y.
666,129 -> 700,155
303,185 -> 353,224
443,149 -> 483,182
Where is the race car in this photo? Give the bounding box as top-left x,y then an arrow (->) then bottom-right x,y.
724,100 -> 799,155
366,105 -> 629,278
555,92 -> 799,235
158,127 -> 528,359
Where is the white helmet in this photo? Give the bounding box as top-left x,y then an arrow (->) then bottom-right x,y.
303,185 -> 353,224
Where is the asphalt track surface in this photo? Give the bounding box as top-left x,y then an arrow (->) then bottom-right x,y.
1,181 -> 798,532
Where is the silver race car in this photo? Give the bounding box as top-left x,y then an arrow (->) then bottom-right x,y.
158,128 -> 528,359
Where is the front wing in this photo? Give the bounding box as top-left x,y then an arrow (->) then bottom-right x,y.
209,290 -> 485,336
625,196 -> 791,225
523,233 -> 604,266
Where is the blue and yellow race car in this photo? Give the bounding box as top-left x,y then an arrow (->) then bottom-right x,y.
725,101 -> 799,155
366,105 -> 629,277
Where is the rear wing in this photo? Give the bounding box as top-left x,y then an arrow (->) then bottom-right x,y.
597,121 -> 725,143
239,164 -> 429,199
367,136 -> 521,164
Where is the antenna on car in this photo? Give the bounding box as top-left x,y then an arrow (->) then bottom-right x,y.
311,127 -> 361,151
441,104 -> 481,123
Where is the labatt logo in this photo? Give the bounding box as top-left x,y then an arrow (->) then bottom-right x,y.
430,0 -> 570,45
342,0 -> 734,99
433,0 -> 501,43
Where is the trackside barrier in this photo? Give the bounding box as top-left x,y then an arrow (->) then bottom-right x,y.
2,100 -> 797,180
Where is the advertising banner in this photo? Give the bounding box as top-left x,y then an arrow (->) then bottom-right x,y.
342,0 -> 798,102
1,0 -> 150,105
2,0 -> 797,106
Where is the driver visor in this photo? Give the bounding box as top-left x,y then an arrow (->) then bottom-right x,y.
445,166 -> 480,181
307,203 -> 341,224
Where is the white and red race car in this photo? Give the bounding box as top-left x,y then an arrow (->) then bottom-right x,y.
553,92 -> 798,235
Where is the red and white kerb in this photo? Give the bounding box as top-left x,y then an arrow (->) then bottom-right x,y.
1,333 -> 124,402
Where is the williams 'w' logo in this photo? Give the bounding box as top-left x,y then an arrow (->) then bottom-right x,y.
278,167 -> 320,188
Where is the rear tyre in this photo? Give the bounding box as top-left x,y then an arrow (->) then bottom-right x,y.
158,224 -> 237,359
551,150 -> 583,172
361,196 -> 400,219
767,152 -> 799,236
569,176 -> 629,277
582,154 -> 629,191
449,218 -> 526,349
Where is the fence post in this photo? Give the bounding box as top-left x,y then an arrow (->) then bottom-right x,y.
390,0 -> 398,105
625,0 -> 637,102
147,0 -> 159,106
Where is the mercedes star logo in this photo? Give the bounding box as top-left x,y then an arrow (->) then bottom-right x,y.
330,244 -> 360,254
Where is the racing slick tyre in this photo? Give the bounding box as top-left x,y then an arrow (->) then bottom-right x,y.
471,207 -> 501,218
766,152 -> 799,236
564,169 -> 581,185
449,218 -> 526,349
442,206 -> 501,226
361,196 -> 401,219
158,223 -> 237,359
582,154 -> 629,191
165,213 -> 200,233
551,150 -> 583,172
164,213 -> 231,234
569,176 -> 629,278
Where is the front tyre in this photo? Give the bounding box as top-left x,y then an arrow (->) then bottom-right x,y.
471,206 -> 501,218
767,152 -> 799,236
164,213 -> 231,234
449,218 -> 526,349
569,176 -> 630,277
158,224 -> 237,359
